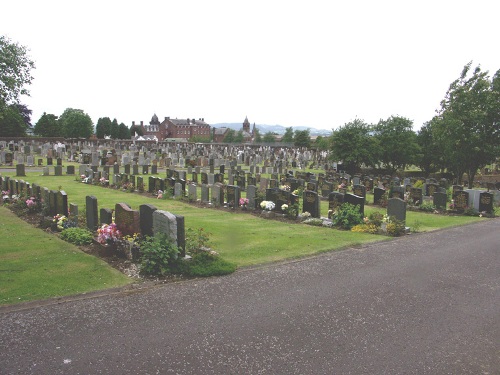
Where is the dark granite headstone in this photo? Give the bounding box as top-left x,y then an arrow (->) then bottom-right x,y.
139,204 -> 157,237
100,208 -> 113,226
373,187 -> 386,205
57,190 -> 69,216
478,191 -> 493,214
433,192 -> 447,209
344,193 -> 364,217
387,198 -> 406,223
303,190 -> 320,218
452,190 -> 469,212
86,195 -> 99,231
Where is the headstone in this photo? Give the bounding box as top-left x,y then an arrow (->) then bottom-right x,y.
139,204 -> 157,237
373,187 -> 386,205
57,190 -> 69,216
452,190 -> 469,212
15,164 -> 26,177
54,165 -> 62,176
201,185 -> 210,203
478,191 -> 493,214
433,192 -> 447,209
100,208 -> 113,226
152,210 -> 178,245
426,183 -> 439,197
344,193 -> 364,217
328,192 -> 344,216
387,198 -> 406,223
226,185 -> 240,209
390,186 -> 405,200
352,184 -> 366,198
66,165 -> 75,175
410,188 -> 423,206
303,190 -> 320,218
69,203 -> 78,223
246,185 -> 257,210
188,184 -> 197,202
86,196 -> 99,231
115,203 -> 140,236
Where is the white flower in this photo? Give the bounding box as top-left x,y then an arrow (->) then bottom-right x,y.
281,204 -> 288,211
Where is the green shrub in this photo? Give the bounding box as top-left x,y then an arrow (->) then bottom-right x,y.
419,202 -> 436,212
368,211 -> 384,227
385,217 -> 406,237
186,227 -> 211,254
177,252 -> 237,277
60,227 -> 93,245
332,203 -> 363,230
139,234 -> 179,276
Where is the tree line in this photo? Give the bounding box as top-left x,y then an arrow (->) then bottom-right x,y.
1,36 -> 498,187
327,62 -> 500,188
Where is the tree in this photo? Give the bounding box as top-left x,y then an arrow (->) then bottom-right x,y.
0,104 -> 26,136
328,119 -> 378,174
282,126 -> 294,143
253,128 -> 262,143
432,62 -> 500,187
59,108 -> 93,138
262,131 -> 276,143
415,120 -> 440,176
95,117 -> 112,139
110,118 -> 119,139
373,116 -> 419,174
118,122 -> 130,139
34,112 -> 59,137
223,129 -> 235,143
14,103 -> 32,129
234,130 -> 244,143
293,129 -> 311,148
0,36 -> 35,109
314,135 -> 330,151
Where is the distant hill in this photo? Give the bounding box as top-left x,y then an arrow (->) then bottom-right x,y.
212,123 -> 332,136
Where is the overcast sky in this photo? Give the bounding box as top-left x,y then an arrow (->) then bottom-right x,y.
2,0 -> 499,132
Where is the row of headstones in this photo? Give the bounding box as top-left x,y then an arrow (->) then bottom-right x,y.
79,163 -> 158,176
1,175 -> 69,217
85,196 -> 185,256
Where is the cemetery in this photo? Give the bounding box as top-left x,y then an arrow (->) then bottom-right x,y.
1,139 -> 498,286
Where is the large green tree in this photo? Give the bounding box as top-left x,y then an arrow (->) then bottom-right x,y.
34,112 -> 59,137
282,126 -> 294,143
95,117 -> 112,139
253,128 -> 262,143
223,129 -> 235,143
0,104 -> 26,136
432,62 -> 500,187
293,129 -> 311,148
328,119 -> 378,174
0,36 -> 35,109
59,108 -> 93,138
373,116 -> 419,174
262,132 -> 276,143
415,120 -> 440,176
118,122 -> 130,139
110,118 -> 119,139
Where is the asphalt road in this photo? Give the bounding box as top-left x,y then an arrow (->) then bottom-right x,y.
1,219 -> 499,375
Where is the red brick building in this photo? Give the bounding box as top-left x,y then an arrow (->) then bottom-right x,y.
131,114 -> 211,141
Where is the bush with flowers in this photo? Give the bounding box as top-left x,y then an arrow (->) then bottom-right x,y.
260,200 -> 275,211
53,214 -> 68,231
239,197 -> 249,209
25,196 -> 42,213
2,190 -> 10,203
97,222 -> 122,245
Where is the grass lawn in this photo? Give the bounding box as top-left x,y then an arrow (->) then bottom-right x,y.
0,168 -> 488,305
0,206 -> 132,306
